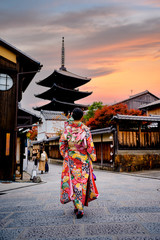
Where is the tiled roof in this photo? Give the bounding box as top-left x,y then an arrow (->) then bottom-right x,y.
139,99 -> 160,109
45,136 -> 60,142
34,98 -> 88,112
113,90 -> 159,105
35,83 -> 92,101
41,110 -> 67,120
127,90 -> 155,100
56,69 -> 91,81
112,114 -> 160,122
91,127 -> 114,135
18,104 -> 41,118
0,38 -> 41,65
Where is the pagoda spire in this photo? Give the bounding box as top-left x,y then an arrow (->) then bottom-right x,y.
34,37 -> 92,113
60,37 -> 66,71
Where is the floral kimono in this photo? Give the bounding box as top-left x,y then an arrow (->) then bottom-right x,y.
59,118 -> 99,212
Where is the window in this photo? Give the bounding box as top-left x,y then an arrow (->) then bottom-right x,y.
0,74 -> 13,91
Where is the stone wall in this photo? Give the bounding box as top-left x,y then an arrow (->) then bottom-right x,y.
115,151 -> 160,172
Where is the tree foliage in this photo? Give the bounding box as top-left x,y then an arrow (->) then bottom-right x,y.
83,101 -> 103,121
86,103 -> 143,129
26,126 -> 38,140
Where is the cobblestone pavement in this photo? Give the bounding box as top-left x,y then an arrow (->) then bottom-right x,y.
0,161 -> 160,240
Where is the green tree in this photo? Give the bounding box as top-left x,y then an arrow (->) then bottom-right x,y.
83,101 -> 103,121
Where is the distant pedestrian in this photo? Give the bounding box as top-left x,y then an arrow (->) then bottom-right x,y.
28,149 -> 30,160
32,149 -> 37,162
45,160 -> 49,173
35,149 -> 40,168
39,148 -> 48,174
59,107 -> 99,219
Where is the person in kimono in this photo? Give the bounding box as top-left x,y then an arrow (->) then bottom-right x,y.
38,148 -> 48,174
59,107 -> 99,219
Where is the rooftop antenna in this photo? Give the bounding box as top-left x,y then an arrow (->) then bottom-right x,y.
60,37 -> 66,71
129,89 -> 133,98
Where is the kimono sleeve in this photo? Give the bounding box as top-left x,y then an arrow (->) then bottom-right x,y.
86,129 -> 97,162
59,132 -> 68,159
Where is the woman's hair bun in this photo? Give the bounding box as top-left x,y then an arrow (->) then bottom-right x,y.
72,108 -> 83,120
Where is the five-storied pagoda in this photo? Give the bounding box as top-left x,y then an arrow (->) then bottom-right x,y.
34,37 -> 92,114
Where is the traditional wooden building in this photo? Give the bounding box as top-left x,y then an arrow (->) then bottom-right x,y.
89,115 -> 160,171
113,90 -> 159,110
34,37 -> 92,114
139,100 -> 160,116
46,136 -> 61,160
0,38 -> 42,180
91,127 -> 115,168
112,114 -> 160,171
31,136 -> 61,161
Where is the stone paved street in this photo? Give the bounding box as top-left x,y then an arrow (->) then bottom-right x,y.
0,161 -> 160,240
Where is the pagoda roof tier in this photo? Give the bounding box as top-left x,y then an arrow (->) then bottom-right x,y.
35,83 -> 92,101
33,98 -> 88,112
36,69 -> 91,89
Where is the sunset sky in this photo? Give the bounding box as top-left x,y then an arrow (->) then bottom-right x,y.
1,0 -> 160,112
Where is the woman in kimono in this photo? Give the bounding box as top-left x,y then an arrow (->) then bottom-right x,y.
59,108 -> 99,219
38,148 -> 48,174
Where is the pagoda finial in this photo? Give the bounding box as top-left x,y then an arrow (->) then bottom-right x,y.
60,37 -> 66,71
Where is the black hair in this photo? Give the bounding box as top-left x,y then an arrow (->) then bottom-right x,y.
72,108 -> 83,120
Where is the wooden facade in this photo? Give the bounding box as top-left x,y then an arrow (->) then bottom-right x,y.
139,100 -> 160,116
113,114 -> 160,171
31,136 -> 62,160
114,115 -> 160,150
113,90 -> 159,110
48,138 -> 62,159
118,129 -> 160,149
0,38 -> 42,180
90,115 -> 160,171
0,58 -> 17,179
94,143 -> 111,163
91,129 -> 114,167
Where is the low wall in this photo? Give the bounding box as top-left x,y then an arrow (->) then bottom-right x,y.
115,150 -> 160,172
50,158 -> 63,165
